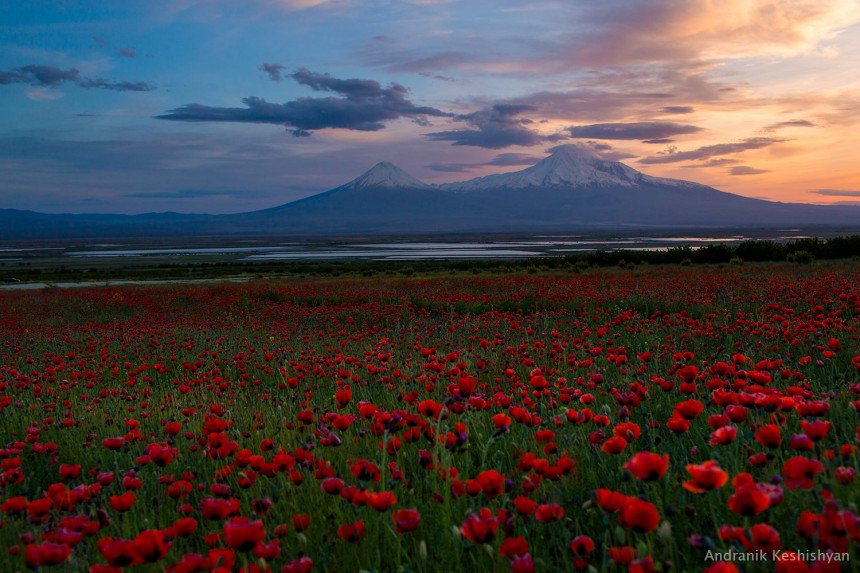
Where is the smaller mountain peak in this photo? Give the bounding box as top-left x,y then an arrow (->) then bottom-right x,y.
347,161 -> 431,190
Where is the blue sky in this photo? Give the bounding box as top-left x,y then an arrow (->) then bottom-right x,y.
2,0 -> 860,213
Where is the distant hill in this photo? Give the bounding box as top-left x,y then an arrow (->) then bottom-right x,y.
3,144 -> 859,239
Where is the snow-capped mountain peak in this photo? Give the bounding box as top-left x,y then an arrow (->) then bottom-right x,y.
441,144 -> 644,191
342,161 -> 432,190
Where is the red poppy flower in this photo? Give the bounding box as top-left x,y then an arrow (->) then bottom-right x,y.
511,553 -> 535,573
624,452 -> 669,481
166,517 -> 198,538
337,521 -> 365,542
683,461 -> 728,493
800,419 -> 830,441
392,508 -> 420,534
704,563 -> 740,573
782,456 -> 824,490
674,399 -> 704,420
535,503 -> 565,523
129,530 -> 171,564
292,514 -> 311,532
110,492 -> 135,512
513,496 -> 537,516
709,425 -> 737,445
607,546 -> 637,565
25,543 -> 72,568
223,517 -> 265,552
601,436 -> 627,454
666,416 -> 690,433
596,488 -> 629,512
569,535 -> 594,556
99,538 -> 138,567
618,498 -> 660,533
102,437 -> 125,450
475,469 -> 505,499
743,523 -> 781,552
282,556 -> 313,573
461,508 -> 499,543
755,424 -> 781,448
499,536 -> 529,558
728,486 -> 771,516
59,464 -> 81,480
321,477 -> 345,495
613,422 -> 640,442
367,491 -> 397,511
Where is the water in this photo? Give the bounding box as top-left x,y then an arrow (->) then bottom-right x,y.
51,232 -> 814,261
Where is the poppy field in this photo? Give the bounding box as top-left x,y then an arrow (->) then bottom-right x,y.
0,264 -> 858,572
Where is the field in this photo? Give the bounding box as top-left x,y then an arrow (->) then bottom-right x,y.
0,264 -> 858,572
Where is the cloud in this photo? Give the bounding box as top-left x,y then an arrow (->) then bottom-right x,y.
93,36 -> 137,58
78,79 -> 155,92
426,152 -> 540,173
0,65 -> 79,86
552,1 -> 860,67
157,68 -> 450,134
809,188 -> 860,197
260,62 -> 286,81
569,122 -> 702,140
661,106 -> 694,114
682,158 -> 740,168
0,64 -> 153,92
643,138 -> 674,144
425,104 -> 550,149
730,165 -> 770,175
639,137 -> 786,164
124,189 -> 240,199
763,119 -> 815,131
487,153 -> 540,166
425,162 -> 476,173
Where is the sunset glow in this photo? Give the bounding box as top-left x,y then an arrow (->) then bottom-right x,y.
2,0 -> 859,213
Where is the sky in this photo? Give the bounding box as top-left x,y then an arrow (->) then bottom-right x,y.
2,0 -> 860,214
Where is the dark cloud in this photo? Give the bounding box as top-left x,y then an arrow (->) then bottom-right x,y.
569,122 -> 702,140
158,68 -> 450,134
661,106 -> 694,114
125,189 -> 239,199
260,62 -> 286,81
809,189 -> 860,197
682,158 -> 740,168
0,65 -> 79,86
0,64 -> 153,92
487,153 -> 539,166
643,138 -> 673,144
418,71 -> 462,83
425,162 -> 476,173
729,166 -> 769,175
78,79 -> 154,92
639,137 -> 785,164
426,152 -> 539,173
425,104 -> 548,149
763,119 -> 815,131
93,36 -> 137,58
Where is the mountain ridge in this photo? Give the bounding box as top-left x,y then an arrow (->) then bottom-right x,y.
2,145 -> 859,239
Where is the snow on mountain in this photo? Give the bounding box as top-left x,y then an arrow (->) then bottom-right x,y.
440,144 -> 648,191
339,161 -> 433,190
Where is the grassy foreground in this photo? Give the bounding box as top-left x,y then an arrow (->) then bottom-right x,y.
0,264 -> 858,572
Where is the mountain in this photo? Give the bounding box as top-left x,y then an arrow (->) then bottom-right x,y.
2,144 -> 860,239
441,144 -> 644,191
345,161 -> 433,190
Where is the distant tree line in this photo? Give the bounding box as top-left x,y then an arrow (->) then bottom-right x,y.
579,235 -> 860,267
